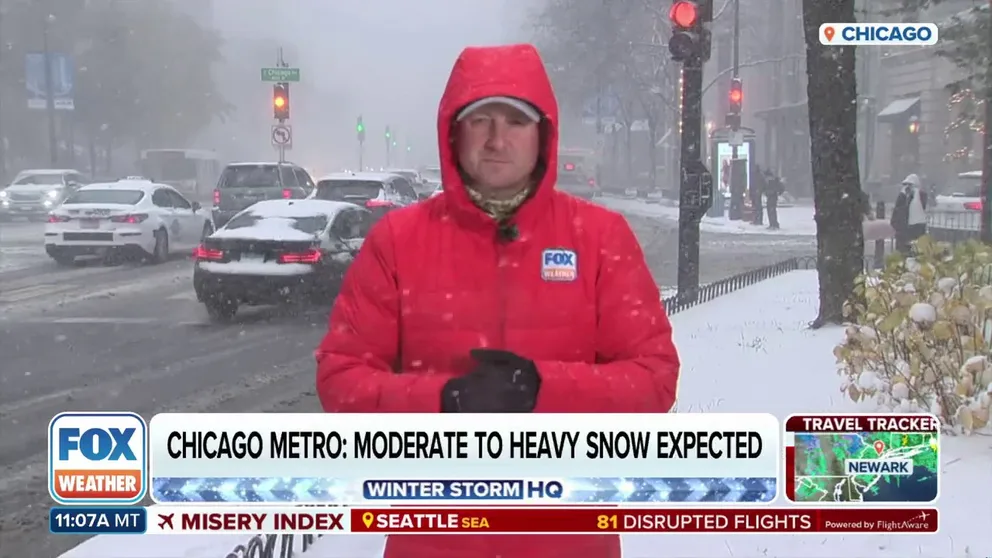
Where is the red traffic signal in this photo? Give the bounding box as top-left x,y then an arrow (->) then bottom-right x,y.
273,84 -> 290,120
729,78 -> 743,113
670,1 -> 698,29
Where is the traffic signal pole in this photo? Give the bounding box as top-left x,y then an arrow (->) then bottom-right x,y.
274,49 -> 289,164
670,0 -> 714,302
727,0 -> 745,220
385,126 -> 392,168
677,56 -> 705,300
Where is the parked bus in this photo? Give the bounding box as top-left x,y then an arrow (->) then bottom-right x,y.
139,149 -> 222,202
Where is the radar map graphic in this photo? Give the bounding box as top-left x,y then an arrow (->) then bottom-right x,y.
793,432 -> 939,502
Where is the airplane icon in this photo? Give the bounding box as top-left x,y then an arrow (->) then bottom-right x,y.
914,511 -> 929,522
157,513 -> 174,530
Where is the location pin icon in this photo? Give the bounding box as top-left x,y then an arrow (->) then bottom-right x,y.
873,440 -> 885,455
823,26 -> 835,41
362,512 -> 374,528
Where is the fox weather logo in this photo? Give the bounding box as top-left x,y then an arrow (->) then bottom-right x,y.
820,23 -> 938,46
541,249 -> 577,281
48,411 -> 147,505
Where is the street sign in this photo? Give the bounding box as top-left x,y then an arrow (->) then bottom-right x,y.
261,68 -> 300,82
25,52 -> 74,110
271,124 -> 292,148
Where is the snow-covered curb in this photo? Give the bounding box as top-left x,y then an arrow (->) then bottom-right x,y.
599,197 -> 818,237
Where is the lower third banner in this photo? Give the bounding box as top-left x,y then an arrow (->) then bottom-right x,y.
142,506 -> 937,535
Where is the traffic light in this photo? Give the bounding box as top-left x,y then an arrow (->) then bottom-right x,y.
669,1 -> 710,62
273,84 -> 289,120
385,126 -> 391,140
357,116 -> 365,142
726,78 -> 742,130
729,78 -> 742,113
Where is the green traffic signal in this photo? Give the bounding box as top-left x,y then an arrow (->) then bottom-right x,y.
357,123 -> 364,132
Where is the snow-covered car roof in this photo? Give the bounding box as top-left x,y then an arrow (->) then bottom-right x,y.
317,172 -> 401,183
14,168 -> 78,176
958,171 -> 981,179
224,161 -> 296,168
77,179 -> 161,193
212,200 -> 360,242
233,199 -> 359,218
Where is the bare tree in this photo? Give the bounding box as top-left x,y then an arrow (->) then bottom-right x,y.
531,0 -> 680,187
801,0 -> 864,328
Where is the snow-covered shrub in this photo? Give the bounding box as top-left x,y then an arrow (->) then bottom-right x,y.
836,236 -> 992,434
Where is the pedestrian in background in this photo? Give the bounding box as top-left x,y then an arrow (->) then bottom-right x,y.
751,165 -> 766,225
763,168 -> 783,230
890,173 -> 928,253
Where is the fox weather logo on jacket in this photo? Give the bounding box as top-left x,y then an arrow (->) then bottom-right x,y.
542,249 -> 577,281
48,411 -> 147,505
820,23 -> 938,46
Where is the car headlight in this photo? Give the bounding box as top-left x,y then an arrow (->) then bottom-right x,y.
0,191 -> 7,199
47,190 -> 60,199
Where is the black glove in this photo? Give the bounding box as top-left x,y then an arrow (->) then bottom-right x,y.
440,349 -> 541,413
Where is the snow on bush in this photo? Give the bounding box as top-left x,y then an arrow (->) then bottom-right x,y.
836,236 -> 992,434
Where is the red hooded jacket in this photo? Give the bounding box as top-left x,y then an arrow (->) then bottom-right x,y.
316,44 -> 680,558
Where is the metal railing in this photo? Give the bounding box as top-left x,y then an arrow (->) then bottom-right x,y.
928,211 -> 982,243
663,257 -> 813,315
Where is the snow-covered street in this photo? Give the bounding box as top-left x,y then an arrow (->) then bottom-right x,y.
63,270 -> 990,558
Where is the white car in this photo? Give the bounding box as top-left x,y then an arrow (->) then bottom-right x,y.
0,168 -> 88,220
192,199 -> 372,320
928,171 -> 982,234
44,178 -> 213,266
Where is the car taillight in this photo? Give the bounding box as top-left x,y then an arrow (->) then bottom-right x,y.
366,200 -> 394,208
964,201 -> 982,211
278,248 -> 322,264
110,213 -> 148,224
192,244 -> 224,261
48,214 -> 71,223
588,178 -> 596,186
213,189 -> 220,205
282,188 -> 293,199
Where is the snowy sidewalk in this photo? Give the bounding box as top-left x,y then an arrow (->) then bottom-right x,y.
638,270 -> 990,557
600,196 -> 818,237
62,271 -> 990,558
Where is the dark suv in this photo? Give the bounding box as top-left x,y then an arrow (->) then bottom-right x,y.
310,172 -> 419,222
211,162 -> 315,227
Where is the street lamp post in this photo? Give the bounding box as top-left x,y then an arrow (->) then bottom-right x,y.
0,0 -> 6,181
42,11 -> 58,166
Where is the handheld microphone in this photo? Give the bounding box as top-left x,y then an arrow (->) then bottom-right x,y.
497,223 -> 519,243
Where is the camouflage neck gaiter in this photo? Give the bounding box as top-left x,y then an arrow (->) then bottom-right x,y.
464,185 -> 532,222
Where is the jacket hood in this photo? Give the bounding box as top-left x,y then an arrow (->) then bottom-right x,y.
902,174 -> 921,188
436,44 -> 559,227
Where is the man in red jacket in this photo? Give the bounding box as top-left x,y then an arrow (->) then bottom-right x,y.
316,43 -> 680,558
